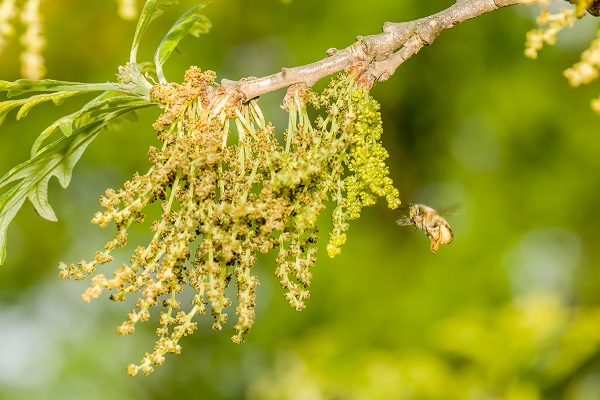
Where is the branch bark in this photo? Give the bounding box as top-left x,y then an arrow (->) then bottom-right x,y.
220,0 -> 536,102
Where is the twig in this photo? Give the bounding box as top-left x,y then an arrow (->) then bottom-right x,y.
220,0 -> 537,101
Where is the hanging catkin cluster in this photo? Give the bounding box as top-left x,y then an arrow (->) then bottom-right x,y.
58,66 -> 400,375
525,0 -> 600,112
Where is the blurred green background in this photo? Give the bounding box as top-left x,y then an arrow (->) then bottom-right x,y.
1,0 -> 600,399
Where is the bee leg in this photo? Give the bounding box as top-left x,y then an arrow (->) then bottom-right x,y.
428,228 -> 440,254
430,239 -> 440,254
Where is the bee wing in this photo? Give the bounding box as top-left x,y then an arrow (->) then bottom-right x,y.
396,203 -> 414,226
396,215 -> 413,226
437,204 -> 460,218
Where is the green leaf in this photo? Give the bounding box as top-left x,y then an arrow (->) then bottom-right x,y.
0,183 -> 26,265
130,0 -> 179,64
30,94 -> 157,156
154,3 -> 212,83
0,99 -> 155,265
0,79 -> 119,98
16,91 -> 82,120
0,91 -> 83,126
0,122 -> 102,265
0,79 -> 128,126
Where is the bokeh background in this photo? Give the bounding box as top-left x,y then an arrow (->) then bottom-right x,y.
1,0 -> 600,399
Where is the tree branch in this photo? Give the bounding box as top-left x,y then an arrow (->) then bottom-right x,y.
220,0 -> 536,101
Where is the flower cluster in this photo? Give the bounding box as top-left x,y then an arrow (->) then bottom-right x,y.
0,0 -> 45,79
117,0 -> 138,21
0,0 -> 17,56
526,0 -> 600,113
0,0 -> 137,79
564,33 -> 600,87
59,66 -> 400,375
524,0 -> 585,60
562,17 -> 600,111
18,0 -> 45,79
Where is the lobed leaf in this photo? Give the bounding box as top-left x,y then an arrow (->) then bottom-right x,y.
30,94 -> 158,156
0,99 -> 155,265
16,91 -> 82,120
154,3 -> 212,83
0,79 -> 129,127
0,184 -> 26,265
0,79 -> 119,98
0,91 -> 82,126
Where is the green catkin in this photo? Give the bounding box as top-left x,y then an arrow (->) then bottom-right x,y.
59,67 -> 400,375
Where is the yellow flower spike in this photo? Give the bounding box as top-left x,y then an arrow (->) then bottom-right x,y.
61,70 -> 400,374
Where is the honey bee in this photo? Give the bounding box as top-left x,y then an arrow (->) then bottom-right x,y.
396,204 -> 453,253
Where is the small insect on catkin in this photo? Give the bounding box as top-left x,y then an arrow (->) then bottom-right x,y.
397,204 -> 453,253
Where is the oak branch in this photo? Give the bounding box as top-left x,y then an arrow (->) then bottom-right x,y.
220,0 -> 537,102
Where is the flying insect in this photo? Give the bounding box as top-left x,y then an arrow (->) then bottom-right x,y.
397,204 -> 453,253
